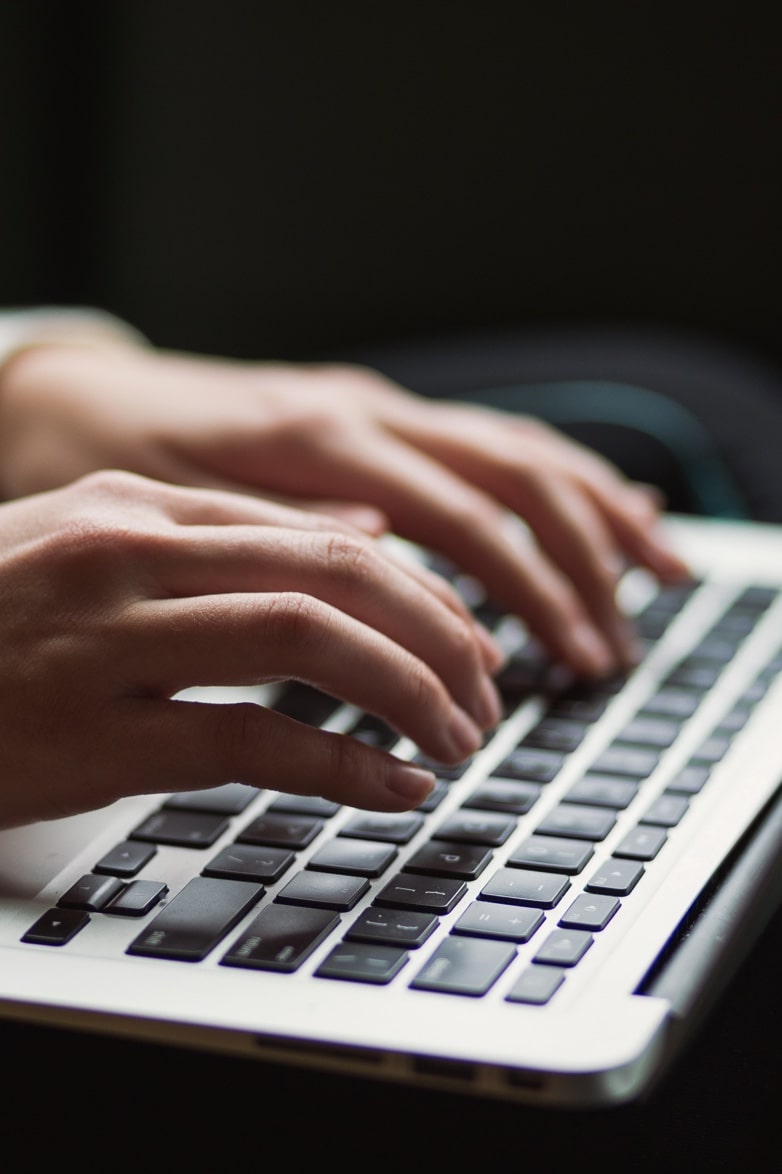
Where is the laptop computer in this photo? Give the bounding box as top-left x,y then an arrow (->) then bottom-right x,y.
2,512 -> 782,1109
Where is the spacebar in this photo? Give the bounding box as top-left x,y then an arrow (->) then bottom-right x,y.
127,877 -> 264,961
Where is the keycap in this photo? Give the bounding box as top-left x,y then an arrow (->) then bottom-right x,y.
21,908 -> 90,946
127,877 -> 263,961
315,941 -> 409,984
221,904 -> 340,972
453,901 -> 544,943
410,935 -> 517,996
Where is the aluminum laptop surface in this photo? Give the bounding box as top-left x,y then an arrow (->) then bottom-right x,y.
2,514 -> 782,1107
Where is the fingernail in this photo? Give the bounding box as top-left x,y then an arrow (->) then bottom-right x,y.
386,764 -> 436,804
446,704 -> 484,759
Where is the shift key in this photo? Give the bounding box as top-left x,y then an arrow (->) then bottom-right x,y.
127,877 -> 264,961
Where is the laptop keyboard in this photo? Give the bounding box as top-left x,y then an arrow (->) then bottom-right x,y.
20,567 -> 782,1007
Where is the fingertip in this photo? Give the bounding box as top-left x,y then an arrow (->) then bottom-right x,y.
385,763 -> 437,805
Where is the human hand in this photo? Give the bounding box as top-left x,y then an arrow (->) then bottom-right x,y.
0,470 -> 503,829
0,343 -> 690,676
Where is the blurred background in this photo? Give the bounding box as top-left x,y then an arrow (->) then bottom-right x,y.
1,2 -> 779,366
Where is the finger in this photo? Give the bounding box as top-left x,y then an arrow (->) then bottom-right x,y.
105,698 -> 439,813
282,430 -> 619,676
122,591 -> 489,763
134,527 -> 503,728
389,409 -> 691,583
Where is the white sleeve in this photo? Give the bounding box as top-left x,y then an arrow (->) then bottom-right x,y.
0,306 -> 148,369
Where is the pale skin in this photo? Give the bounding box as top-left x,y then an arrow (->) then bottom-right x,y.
0,340 -> 690,828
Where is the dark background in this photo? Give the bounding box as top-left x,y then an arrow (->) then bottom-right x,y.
1,3 -> 781,1164
1,3 -> 780,367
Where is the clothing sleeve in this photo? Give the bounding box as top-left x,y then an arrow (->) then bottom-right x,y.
0,306 -> 147,370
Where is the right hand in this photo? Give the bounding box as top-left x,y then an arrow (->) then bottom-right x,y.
0,470 -> 504,829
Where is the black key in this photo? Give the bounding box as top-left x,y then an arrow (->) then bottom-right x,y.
272,682 -> 340,726
464,778 -> 541,815
536,803 -> 617,841
339,811 -> 424,844
266,794 -> 340,818
433,810 -> 516,846
105,880 -> 169,916
642,792 -> 690,827
415,778 -> 450,813
558,892 -> 619,930
614,824 -> 668,860
307,838 -> 397,877
238,812 -> 323,849
404,840 -> 492,881
565,775 -> 638,809
505,965 -> 566,1004
131,809 -> 230,848
221,904 -> 339,972
57,873 -> 125,911
491,746 -> 564,784
642,689 -> 700,720
591,745 -> 660,778
586,858 -> 644,896
665,663 -> 723,691
667,764 -> 711,794
453,901 -> 544,943
94,840 -> 157,878
507,835 -> 593,874
316,941 -> 408,984
410,936 -> 517,996
203,843 -> 295,884
410,752 -> 474,780
346,908 -> 438,948
164,783 -> 259,814
127,877 -> 263,961
520,718 -> 589,754
21,908 -> 90,946
375,874 -> 467,914
479,867 -> 570,908
534,929 -> 593,966
690,634 -> 743,662
275,871 -> 369,911
618,716 -> 680,748
546,692 -> 609,722
691,733 -> 732,763
346,713 -> 399,750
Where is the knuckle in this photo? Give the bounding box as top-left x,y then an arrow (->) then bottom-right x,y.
264,592 -> 332,648
320,531 -> 375,585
